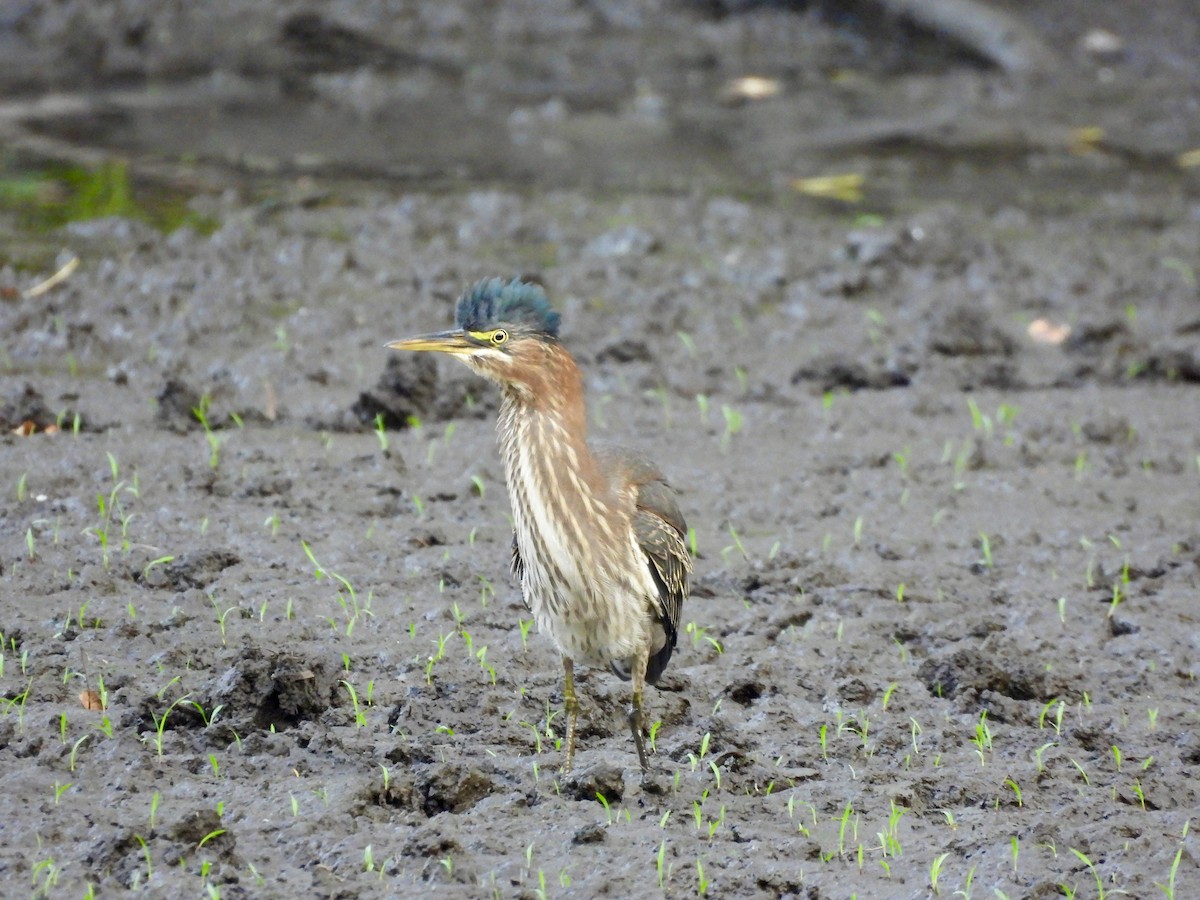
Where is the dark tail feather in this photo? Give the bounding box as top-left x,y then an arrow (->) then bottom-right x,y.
645,642 -> 674,685
610,642 -> 675,685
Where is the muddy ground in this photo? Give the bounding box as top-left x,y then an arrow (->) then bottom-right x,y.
2,1 -> 1200,897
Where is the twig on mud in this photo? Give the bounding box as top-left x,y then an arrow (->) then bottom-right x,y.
869,0 -> 1056,74
24,255 -> 79,299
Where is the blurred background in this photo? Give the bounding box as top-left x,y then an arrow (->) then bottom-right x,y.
2,0 -> 1197,232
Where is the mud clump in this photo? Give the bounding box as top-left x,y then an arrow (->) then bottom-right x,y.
1,383 -> 81,431
928,307 -> 1016,357
563,760 -> 625,803
416,761 -> 497,815
791,353 -> 914,391
917,648 -> 1049,704
203,648 -> 339,732
155,379 -> 204,430
149,549 -> 241,590
352,352 -> 439,429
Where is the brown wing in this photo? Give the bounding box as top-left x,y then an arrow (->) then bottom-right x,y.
596,446 -> 691,684
632,477 -> 690,647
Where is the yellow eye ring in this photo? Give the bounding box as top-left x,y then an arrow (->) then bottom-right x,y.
491,329 -> 509,346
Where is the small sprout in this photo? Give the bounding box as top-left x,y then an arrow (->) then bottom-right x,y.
719,404 -> 742,451
929,852 -> 950,895
595,792 -> 614,826
1004,777 -> 1023,807
1156,845 -> 1183,899
1069,757 -> 1090,786
881,683 -> 898,710
978,532 -> 993,568
1068,848 -> 1107,899
68,733 -> 90,771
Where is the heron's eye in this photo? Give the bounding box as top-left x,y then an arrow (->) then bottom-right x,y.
491,329 -> 509,346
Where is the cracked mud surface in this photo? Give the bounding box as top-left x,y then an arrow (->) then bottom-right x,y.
2,1 -> 1200,897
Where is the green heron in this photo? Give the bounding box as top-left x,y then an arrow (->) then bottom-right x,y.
387,278 -> 690,772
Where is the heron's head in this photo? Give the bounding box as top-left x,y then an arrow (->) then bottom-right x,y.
387,278 -> 563,389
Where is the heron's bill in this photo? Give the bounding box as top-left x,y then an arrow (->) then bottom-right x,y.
385,330 -> 474,355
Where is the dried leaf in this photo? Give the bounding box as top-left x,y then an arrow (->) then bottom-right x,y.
1028,318 -> 1071,345
1068,127 -> 1105,155
720,76 -> 780,104
791,174 -> 865,203
79,689 -> 106,711
1178,148 -> 1200,169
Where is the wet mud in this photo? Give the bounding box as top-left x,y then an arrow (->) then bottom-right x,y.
2,1 -> 1200,897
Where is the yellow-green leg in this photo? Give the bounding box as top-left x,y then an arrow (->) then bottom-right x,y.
562,656 -> 579,772
629,647 -> 650,772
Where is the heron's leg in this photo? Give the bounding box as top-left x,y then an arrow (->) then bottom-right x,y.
629,646 -> 651,772
562,656 -> 579,772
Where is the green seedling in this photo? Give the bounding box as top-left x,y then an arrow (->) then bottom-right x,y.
596,792 -> 615,825
1069,848 -> 1111,899
1069,758 -> 1090,786
1004,777 -> 1023,807
190,701 -> 224,729
146,692 -> 192,756
881,683 -> 898,709
340,681 -> 368,726
978,532 -> 993,568
0,679 -> 33,729
1156,845 -> 1183,899
425,631 -> 452,684
69,734 -> 90,771
210,595 -> 238,645
192,397 -> 222,469
685,621 -> 723,654
929,852 -> 950,895
302,541 -> 372,635
719,404 -> 742,451
970,710 -> 993,765
724,525 -> 747,560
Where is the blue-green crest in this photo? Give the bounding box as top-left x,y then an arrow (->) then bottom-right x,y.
456,278 -> 561,337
